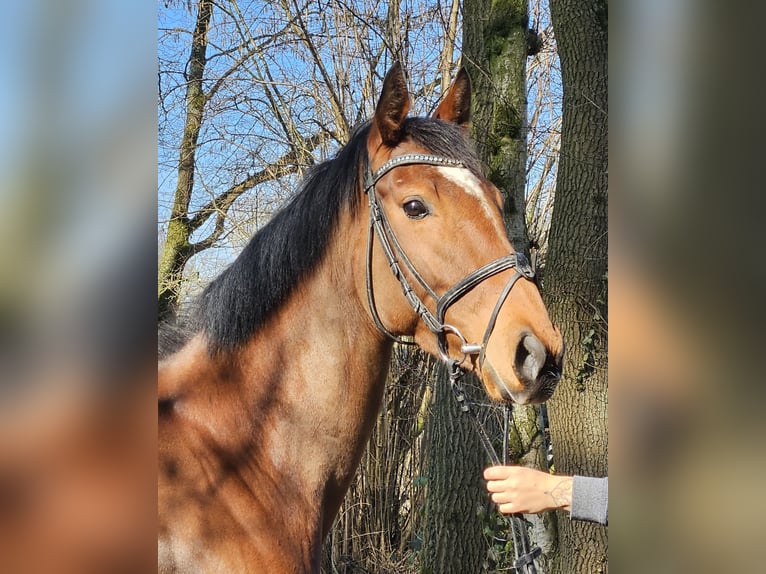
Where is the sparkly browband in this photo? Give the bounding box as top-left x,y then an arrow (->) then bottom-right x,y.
366,154 -> 464,192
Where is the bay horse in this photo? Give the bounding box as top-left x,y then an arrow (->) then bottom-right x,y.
158,63 -> 564,573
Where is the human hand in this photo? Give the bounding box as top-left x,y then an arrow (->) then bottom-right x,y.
483,465 -> 573,515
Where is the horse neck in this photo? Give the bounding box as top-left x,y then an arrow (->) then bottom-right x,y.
175,213 -> 392,542
246,233 -> 393,468
247,221 -> 394,531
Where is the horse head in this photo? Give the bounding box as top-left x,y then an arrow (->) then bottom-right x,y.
362,63 -> 564,405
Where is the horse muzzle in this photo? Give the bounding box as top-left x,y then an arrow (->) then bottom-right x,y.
481,333 -> 563,405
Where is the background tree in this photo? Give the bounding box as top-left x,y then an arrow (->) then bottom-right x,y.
462,0 -> 561,570
416,2 -> 495,572
158,0 -> 213,319
544,0 -> 608,572
463,0 -> 531,254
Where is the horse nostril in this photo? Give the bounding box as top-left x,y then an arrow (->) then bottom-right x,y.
515,334 -> 547,383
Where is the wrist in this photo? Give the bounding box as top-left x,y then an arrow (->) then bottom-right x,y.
547,475 -> 573,512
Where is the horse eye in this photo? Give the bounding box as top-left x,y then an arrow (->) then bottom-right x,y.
403,199 -> 429,219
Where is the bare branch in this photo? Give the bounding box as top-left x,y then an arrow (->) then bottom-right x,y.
283,0 -> 351,140
187,130 -> 330,249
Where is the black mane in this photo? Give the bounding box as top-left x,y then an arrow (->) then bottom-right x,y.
159,117 -> 482,358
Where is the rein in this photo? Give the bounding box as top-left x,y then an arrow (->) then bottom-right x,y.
364,154 -> 541,573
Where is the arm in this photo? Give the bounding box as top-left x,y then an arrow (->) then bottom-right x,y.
483,466 -> 573,514
484,466 -> 608,526
570,476 -> 608,525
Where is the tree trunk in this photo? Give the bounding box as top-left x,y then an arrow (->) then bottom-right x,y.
463,0 -> 556,569
545,0 -> 608,572
414,4 -> 521,571
158,0 -> 213,321
421,366 -> 488,573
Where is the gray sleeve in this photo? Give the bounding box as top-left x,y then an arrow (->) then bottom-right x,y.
569,476 -> 608,525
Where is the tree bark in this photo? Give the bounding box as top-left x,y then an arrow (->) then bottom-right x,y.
421,367 -> 488,574
545,0 -> 608,572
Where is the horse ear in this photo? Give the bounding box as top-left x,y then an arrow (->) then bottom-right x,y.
370,62 -> 411,148
433,67 -> 472,128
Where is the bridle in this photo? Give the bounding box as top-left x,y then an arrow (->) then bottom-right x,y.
364,153 -> 544,573
363,153 -> 536,368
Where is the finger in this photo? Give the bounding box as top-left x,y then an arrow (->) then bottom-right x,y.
491,492 -> 512,504
497,502 -> 515,515
485,479 -> 508,493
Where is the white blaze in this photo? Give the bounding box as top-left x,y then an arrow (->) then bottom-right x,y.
436,166 -> 505,236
